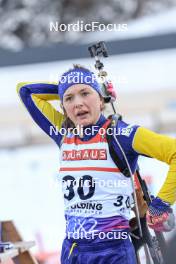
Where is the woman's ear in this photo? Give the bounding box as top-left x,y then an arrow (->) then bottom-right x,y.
60,103 -> 67,117
100,98 -> 105,111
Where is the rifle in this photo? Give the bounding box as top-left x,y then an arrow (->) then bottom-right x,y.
88,41 -> 167,264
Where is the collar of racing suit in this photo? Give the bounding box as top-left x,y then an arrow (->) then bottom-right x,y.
77,114 -> 107,141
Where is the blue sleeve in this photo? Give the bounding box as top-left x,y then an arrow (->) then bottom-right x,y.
17,83 -> 64,147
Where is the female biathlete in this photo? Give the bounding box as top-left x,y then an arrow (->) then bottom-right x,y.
17,65 -> 176,264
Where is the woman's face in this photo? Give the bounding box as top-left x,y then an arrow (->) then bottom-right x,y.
63,84 -> 104,127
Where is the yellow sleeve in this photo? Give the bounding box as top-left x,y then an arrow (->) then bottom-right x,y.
31,94 -> 64,128
17,82 -> 64,129
133,127 -> 176,204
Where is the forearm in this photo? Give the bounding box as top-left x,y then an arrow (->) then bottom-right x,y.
17,82 -> 59,101
158,161 -> 176,204
17,82 -> 64,146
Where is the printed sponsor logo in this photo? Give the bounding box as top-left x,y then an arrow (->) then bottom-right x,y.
70,202 -> 103,211
63,149 -> 107,161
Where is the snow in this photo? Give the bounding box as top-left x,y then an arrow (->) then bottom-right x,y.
0,145 -> 65,252
79,8 -> 176,44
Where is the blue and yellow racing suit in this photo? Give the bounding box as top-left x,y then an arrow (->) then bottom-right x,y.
17,82 -> 176,264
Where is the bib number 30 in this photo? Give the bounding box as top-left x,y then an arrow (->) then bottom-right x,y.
114,195 -> 130,209
62,175 -> 95,201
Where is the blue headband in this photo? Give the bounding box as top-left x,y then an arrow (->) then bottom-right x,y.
58,68 -> 103,101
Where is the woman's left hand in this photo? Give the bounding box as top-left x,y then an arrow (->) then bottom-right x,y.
146,197 -> 175,232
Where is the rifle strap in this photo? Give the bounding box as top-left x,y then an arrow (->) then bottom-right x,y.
106,114 -> 130,177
